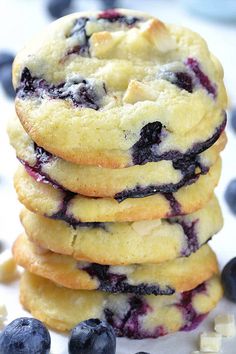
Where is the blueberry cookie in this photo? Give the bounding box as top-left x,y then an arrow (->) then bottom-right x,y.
20,195 -> 222,265
20,272 -> 223,337
8,117 -> 226,198
13,9 -> 227,168
14,159 -> 221,222
13,235 -> 218,295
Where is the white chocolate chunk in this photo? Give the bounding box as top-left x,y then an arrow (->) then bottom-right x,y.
123,80 -> 157,104
90,31 -> 124,58
0,250 -> 18,282
200,332 -> 222,352
140,19 -> 176,53
214,314 -> 236,337
131,219 -> 162,236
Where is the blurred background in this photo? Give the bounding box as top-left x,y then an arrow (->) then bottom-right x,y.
0,2 -> 236,353
1,0 -> 236,260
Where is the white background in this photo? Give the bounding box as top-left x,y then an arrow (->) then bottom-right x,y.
0,1 -> 236,353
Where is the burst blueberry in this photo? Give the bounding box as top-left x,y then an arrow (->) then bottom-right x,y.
0,317 -> 51,354
68,319 -> 116,354
221,258 -> 236,302
225,179 -> 236,214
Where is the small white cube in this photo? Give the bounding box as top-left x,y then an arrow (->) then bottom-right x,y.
214,314 -> 236,337
200,332 -> 222,352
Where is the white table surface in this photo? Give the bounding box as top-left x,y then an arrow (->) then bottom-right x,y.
0,1 -> 236,353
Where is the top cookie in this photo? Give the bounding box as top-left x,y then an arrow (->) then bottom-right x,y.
13,9 -> 227,168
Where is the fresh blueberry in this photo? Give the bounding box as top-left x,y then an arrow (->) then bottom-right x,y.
68,319 -> 116,354
135,352 -> 150,354
47,0 -> 73,19
0,317 -> 51,354
0,51 -> 14,68
0,64 -> 15,98
225,179 -> 236,214
101,0 -> 119,9
230,108 -> 236,132
222,258 -> 236,302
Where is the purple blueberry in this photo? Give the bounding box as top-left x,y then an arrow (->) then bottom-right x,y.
225,179 -> 236,214
0,51 -> 14,68
47,0 -> 73,19
221,258 -> 236,302
0,64 -> 15,98
135,352 -> 150,354
0,317 -> 51,354
230,108 -> 236,132
174,72 -> 193,93
68,319 -> 116,354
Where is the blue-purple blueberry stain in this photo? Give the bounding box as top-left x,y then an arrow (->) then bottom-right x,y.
168,218 -> 200,256
67,10 -> 141,58
186,58 -> 217,97
132,112 -> 226,165
103,281 -> 207,338
79,263 -> 175,296
17,67 -> 105,110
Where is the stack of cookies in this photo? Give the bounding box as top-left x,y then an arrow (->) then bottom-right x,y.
8,9 -> 227,338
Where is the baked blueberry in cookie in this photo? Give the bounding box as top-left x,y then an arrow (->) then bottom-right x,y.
13,10 -> 227,168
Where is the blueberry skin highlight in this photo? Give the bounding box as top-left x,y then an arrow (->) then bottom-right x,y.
222,258 -> 236,302
0,317 -> 51,354
68,319 -> 116,354
225,179 -> 236,214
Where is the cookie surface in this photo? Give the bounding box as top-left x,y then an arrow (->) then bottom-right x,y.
14,159 -> 221,222
13,9 -> 227,167
13,235 -> 218,295
20,272 -> 223,337
20,196 -> 223,265
8,117 -> 226,198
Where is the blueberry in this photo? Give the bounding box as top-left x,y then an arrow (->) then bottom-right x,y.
47,0 -> 73,19
0,64 -> 15,98
225,179 -> 236,214
101,0 -> 119,9
230,108 -> 236,132
68,319 -> 116,354
0,317 -> 51,354
222,258 -> 236,302
174,72 -> 193,93
135,352 -> 150,354
0,51 -> 14,68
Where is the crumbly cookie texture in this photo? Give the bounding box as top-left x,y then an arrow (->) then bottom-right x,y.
8,116 -> 226,198
13,235 -> 219,295
20,195 -> 223,265
13,9 -> 227,167
0,250 -> 18,283
20,272 -> 223,337
14,158 -> 221,222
